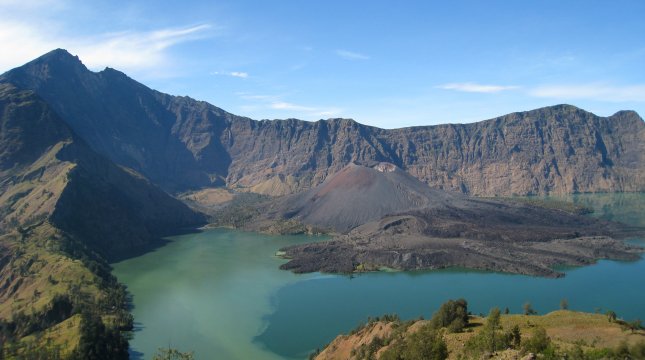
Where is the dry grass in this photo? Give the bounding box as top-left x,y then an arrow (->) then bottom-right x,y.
317,322 -> 397,360
316,310 -> 645,360
500,310 -> 645,349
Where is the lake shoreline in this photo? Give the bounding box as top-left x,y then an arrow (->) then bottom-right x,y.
114,193 -> 645,359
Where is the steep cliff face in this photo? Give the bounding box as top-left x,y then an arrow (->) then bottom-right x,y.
0,84 -> 204,259
226,109 -> 645,196
2,49 -> 644,196
383,106 -> 645,195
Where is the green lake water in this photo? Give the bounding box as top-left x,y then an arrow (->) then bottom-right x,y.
113,193 -> 645,359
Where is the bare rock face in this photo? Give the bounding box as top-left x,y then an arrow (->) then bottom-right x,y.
2,49 -> 644,196
225,108 -> 645,196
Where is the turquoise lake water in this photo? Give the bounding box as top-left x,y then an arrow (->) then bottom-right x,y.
113,193 -> 644,359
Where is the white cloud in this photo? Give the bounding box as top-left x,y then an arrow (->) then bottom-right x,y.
270,101 -> 315,111
0,0 -> 62,10
0,20 -> 55,71
437,81 -> 645,103
270,101 -> 343,118
0,10 -> 212,75
212,71 -> 249,78
236,93 -> 279,101
230,71 -> 248,78
335,49 -> 370,60
237,94 -> 342,119
437,82 -> 519,93
76,24 -> 211,71
530,84 -> 645,102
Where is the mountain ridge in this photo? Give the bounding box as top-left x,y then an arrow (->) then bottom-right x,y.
1,48 -> 644,196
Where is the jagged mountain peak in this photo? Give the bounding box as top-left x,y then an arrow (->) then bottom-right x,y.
32,48 -> 83,66
3,49 -> 87,81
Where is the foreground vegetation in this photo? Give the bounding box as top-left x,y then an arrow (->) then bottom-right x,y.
314,299 -> 645,360
0,223 -> 132,359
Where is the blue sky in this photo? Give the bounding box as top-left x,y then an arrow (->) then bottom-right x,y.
1,0 -> 644,128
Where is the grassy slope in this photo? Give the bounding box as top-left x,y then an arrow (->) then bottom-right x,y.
1,84 -> 203,358
0,225 -> 101,318
316,310 -> 645,360
0,224 -> 104,356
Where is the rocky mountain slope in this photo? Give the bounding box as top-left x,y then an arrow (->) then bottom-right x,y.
0,83 -> 204,259
264,162 -> 457,232
2,49 -> 643,196
276,163 -> 642,277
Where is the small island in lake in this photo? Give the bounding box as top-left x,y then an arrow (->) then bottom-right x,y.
212,162 -> 644,278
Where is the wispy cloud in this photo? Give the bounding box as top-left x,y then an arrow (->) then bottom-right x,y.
529,83 -> 645,102
0,0 -> 62,10
230,71 -> 248,78
336,49 -> 370,60
270,101 -> 314,111
437,82 -> 519,93
236,93 -> 279,101
270,101 -> 343,117
436,80 -> 645,103
237,93 -> 342,119
212,71 -> 249,78
0,1 -> 213,76
77,24 -> 212,71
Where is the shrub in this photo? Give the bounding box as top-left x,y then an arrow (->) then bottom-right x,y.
429,298 -> 468,333
522,327 -> 551,354
380,324 -> 447,360
152,347 -> 195,360
523,302 -> 537,315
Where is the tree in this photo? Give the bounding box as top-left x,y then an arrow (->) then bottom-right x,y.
559,298 -> 568,310
464,307 -> 508,357
71,312 -> 128,360
523,302 -> 537,315
487,307 -> 501,331
153,347 -> 195,360
508,325 -> 521,349
484,307 -> 503,351
430,299 -> 469,333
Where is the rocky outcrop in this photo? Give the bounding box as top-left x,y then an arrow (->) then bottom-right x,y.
2,49 -> 644,196
0,84 -> 205,259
